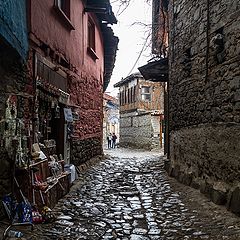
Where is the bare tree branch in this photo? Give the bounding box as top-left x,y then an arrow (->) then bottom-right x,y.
110,0 -> 154,74
111,0 -> 151,16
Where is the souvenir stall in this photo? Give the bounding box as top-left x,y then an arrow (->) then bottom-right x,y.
2,84 -> 73,238
1,94 -> 38,237
28,79 -> 72,209
27,54 -> 74,212
2,54 -> 77,238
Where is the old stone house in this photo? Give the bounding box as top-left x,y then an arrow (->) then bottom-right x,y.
153,0 -> 240,214
114,72 -> 164,150
0,0 -> 118,215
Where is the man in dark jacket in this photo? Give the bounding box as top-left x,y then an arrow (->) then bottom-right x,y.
111,133 -> 117,148
107,133 -> 112,149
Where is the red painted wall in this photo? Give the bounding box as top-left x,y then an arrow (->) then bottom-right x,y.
29,0 -> 105,141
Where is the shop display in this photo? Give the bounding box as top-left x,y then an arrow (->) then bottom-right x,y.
2,179 -> 34,239
2,87 -> 72,238
30,140 -> 70,205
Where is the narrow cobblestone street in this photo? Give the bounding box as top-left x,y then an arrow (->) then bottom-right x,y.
4,148 -> 240,240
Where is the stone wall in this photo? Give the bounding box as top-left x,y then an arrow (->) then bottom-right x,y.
71,137 -> 103,166
69,74 -> 103,163
120,112 -> 160,150
168,0 -> 240,213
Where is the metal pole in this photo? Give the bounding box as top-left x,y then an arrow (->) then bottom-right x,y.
160,117 -> 163,148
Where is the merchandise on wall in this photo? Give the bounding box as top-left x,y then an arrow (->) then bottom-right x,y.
29,81 -> 74,207
2,73 -> 75,237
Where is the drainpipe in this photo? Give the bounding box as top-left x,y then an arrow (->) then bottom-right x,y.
164,81 -> 170,159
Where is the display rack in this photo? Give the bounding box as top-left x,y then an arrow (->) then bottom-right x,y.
14,140 -> 71,210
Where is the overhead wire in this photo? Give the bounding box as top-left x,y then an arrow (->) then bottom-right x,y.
127,32 -> 151,76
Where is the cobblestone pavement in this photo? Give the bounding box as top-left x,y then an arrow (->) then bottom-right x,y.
2,148 -> 240,240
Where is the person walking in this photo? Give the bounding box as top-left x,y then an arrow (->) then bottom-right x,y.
107,133 -> 112,149
111,133 -> 117,148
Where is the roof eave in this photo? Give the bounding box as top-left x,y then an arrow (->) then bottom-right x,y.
138,58 -> 169,82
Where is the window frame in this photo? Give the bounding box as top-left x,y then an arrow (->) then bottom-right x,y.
141,86 -> 151,102
133,86 -> 136,102
54,0 -> 75,30
120,91 -> 123,106
57,0 -> 70,18
87,16 -> 98,60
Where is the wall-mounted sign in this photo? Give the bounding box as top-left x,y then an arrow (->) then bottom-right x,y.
72,112 -> 79,121
59,89 -> 70,104
64,108 -> 73,122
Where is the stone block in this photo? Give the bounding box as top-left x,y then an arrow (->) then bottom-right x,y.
233,90 -> 240,102
229,186 -> 240,214
171,165 -> 180,179
210,189 -> 227,205
210,182 -> 229,205
168,166 -> 174,177
190,178 -> 200,189
234,102 -> 240,111
177,171 -> 184,183
182,172 -> 193,186
200,180 -> 212,198
164,159 -> 171,173
229,77 -> 240,91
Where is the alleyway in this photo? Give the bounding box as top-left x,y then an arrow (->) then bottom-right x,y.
2,148 -> 240,240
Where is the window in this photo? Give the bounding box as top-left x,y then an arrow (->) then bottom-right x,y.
130,87 -> 133,103
88,19 -> 96,51
127,89 -> 130,104
87,17 -> 98,59
124,90 -> 127,105
130,87 -> 135,103
120,91 -> 123,106
133,86 -> 136,102
141,86 -> 151,101
56,0 -> 70,18
54,0 -> 74,30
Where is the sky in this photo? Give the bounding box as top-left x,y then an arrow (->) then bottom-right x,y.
106,0 -> 152,96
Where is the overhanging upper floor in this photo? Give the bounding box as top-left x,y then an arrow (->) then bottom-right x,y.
138,58 -> 169,82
